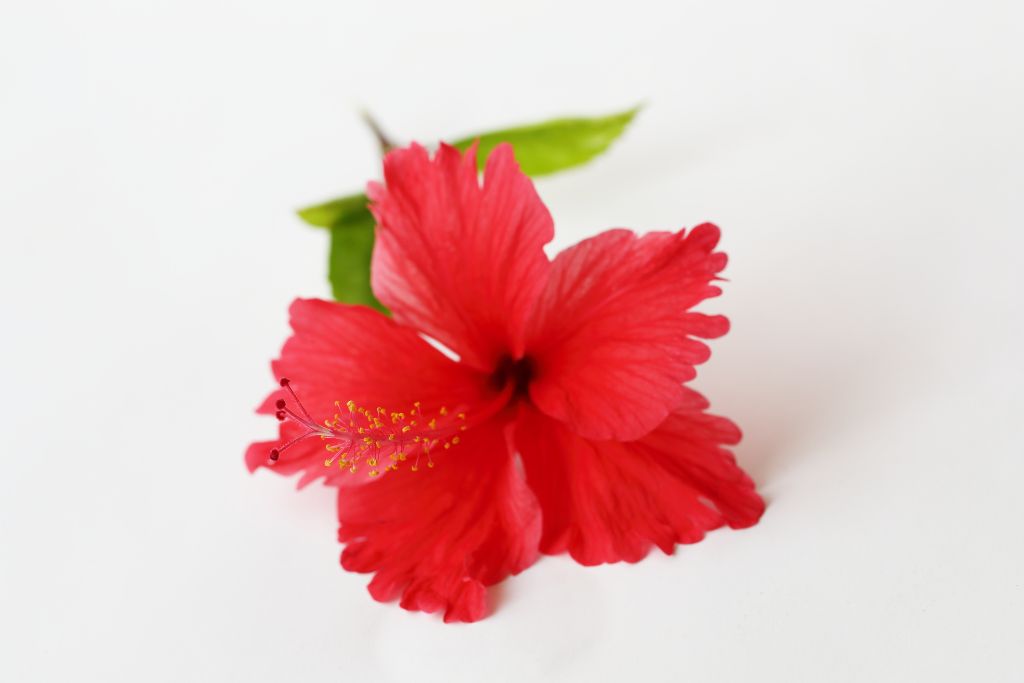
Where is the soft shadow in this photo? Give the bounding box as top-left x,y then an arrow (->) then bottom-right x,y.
706,321 -> 894,489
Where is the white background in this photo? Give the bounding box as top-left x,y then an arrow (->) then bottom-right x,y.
2,1 -> 1022,681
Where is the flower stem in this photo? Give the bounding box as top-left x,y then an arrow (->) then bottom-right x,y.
360,110 -> 395,156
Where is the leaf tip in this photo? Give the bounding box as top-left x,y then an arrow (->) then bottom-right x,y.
296,205 -> 321,226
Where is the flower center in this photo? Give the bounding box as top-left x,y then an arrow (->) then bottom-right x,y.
490,355 -> 534,397
268,378 -> 467,477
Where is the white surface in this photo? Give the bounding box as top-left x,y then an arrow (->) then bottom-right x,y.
2,1 -> 1022,681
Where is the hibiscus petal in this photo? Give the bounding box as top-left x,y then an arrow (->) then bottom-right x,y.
246,298 -> 488,486
337,420 -> 541,622
524,223 -> 730,441
516,390 -> 764,565
244,421 -> 340,486
368,142 -> 554,370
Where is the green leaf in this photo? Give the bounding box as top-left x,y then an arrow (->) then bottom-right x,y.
452,105 -> 640,176
328,210 -> 387,312
297,193 -> 370,229
296,192 -> 387,312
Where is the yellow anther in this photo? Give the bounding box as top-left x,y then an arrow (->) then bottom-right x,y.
411,465 -> 419,472
312,396 -> 466,477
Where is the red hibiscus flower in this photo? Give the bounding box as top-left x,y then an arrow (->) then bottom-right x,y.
246,142 -> 765,622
